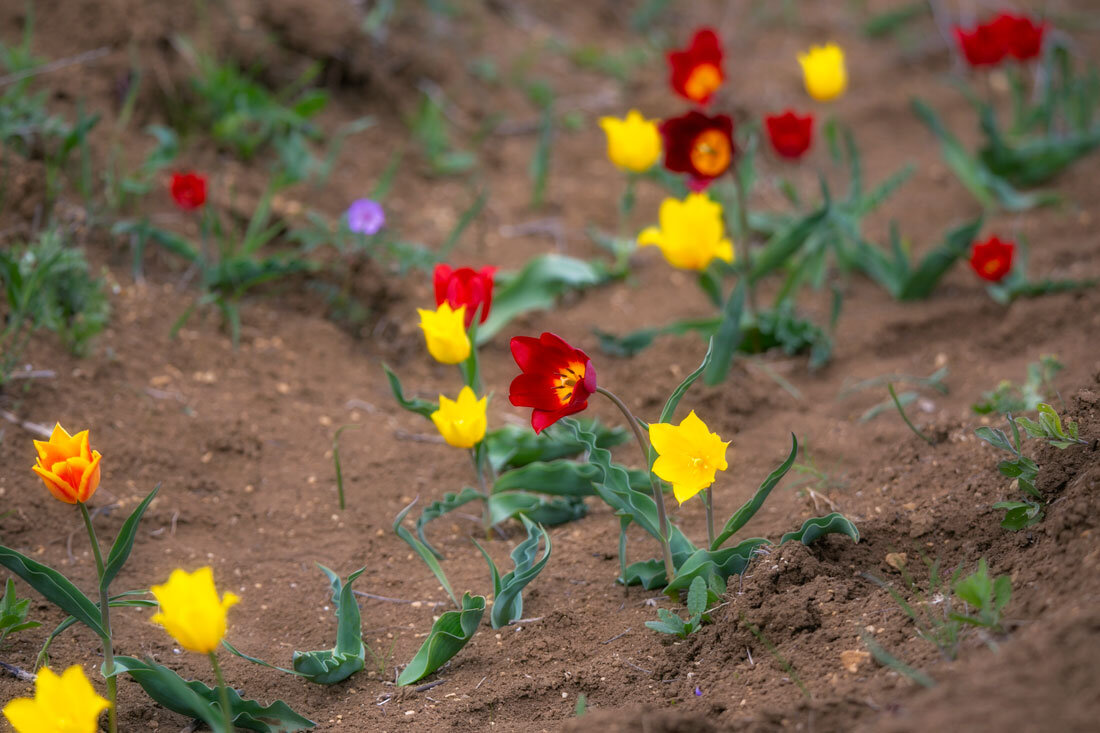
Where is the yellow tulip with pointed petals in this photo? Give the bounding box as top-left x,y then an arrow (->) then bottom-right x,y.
31,423 -> 102,504
418,302 -> 471,364
649,411 -> 730,504
3,665 -> 109,733
431,386 -> 488,449
598,109 -> 662,173
638,193 -> 734,272
151,567 -> 239,654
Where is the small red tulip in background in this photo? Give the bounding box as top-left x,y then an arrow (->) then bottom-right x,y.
954,22 -> 1008,67
955,13 -> 1046,67
969,236 -> 1015,282
994,13 -> 1046,61
434,264 -> 496,327
668,28 -> 724,105
660,110 -> 735,184
765,110 -> 814,160
169,172 -> 207,211
509,332 -> 597,433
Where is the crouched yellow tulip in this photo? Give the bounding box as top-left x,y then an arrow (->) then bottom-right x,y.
418,303 -> 471,364
431,386 -> 488,448
638,193 -> 734,271
598,110 -> 662,173
798,43 -> 847,102
3,665 -> 109,733
649,410 -> 729,504
151,567 -> 239,654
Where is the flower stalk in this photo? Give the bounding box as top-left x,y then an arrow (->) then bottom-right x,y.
79,501 -> 117,733
596,387 -> 675,581
209,651 -> 234,733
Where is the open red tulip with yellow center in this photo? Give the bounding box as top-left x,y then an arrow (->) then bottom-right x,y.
969,236 -> 1015,282
660,111 -> 735,186
668,28 -> 724,105
32,424 -> 102,504
508,333 -> 597,433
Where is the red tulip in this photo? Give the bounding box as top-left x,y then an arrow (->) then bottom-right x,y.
764,110 -> 814,160
660,111 -> 735,184
169,172 -> 207,211
954,22 -> 1007,67
668,28 -> 724,105
969,236 -> 1015,282
509,333 -> 597,433
434,264 -> 496,327
992,13 -> 1046,61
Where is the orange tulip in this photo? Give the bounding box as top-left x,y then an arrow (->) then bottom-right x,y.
31,424 -> 102,504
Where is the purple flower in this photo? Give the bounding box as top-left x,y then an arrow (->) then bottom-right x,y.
346,199 -> 385,236
693,685 -> 702,696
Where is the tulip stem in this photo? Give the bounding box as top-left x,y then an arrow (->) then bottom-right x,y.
704,488 -> 716,549
730,168 -> 759,317
79,501 -> 117,733
596,387 -> 676,584
209,652 -> 235,733
471,446 -> 491,535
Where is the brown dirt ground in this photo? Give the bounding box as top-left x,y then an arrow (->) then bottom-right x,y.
2,1 -> 1099,731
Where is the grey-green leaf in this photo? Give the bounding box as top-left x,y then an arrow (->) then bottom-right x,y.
779,512 -> 860,545
396,592 -> 485,685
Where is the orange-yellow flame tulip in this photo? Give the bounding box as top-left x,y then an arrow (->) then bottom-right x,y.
31,424 -> 102,504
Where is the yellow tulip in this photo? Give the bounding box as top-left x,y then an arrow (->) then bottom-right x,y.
3,665 -> 109,733
798,43 -> 847,102
151,567 -> 239,654
598,110 -> 662,173
418,303 -> 471,364
31,423 -> 102,504
431,386 -> 488,448
649,411 -> 729,504
637,193 -> 734,271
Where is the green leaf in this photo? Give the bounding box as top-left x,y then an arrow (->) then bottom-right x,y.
0,546 -> 105,638
664,539 -> 771,595
561,419 -> 696,584
477,254 -> 609,343
290,565 -> 367,684
382,364 -> 437,418
396,592 -> 485,685
895,218 -> 983,301
993,500 -> 1043,530
660,337 -> 715,424
749,206 -> 829,282
487,492 -> 586,527
484,419 -> 628,472
476,516 -> 552,628
593,318 -> 719,358
975,426 -> 1015,454
415,487 -> 483,558
686,575 -> 707,617
112,656 -> 315,731
911,98 -> 1059,212
703,280 -> 746,386
394,498 -> 459,608
493,461 -> 600,497
779,513 -> 860,545
101,484 -> 161,593
711,435 -> 798,550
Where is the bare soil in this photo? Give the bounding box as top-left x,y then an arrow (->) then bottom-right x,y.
1,1 -> 1099,731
